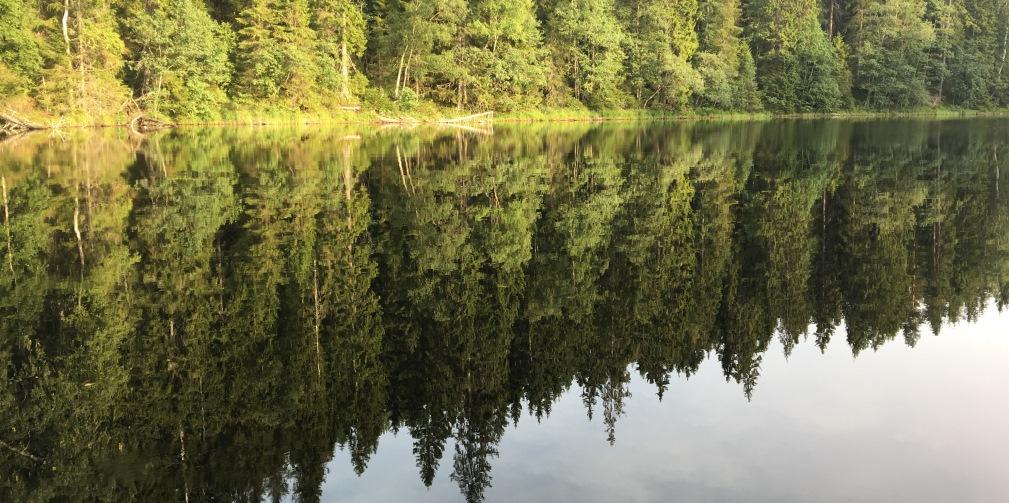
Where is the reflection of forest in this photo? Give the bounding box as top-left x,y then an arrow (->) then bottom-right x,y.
2,120 -> 1008,502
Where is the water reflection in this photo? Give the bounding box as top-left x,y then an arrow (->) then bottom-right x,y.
1,119 -> 1008,502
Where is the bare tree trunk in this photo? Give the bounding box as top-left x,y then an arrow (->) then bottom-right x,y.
937,0 -> 953,103
0,439 -> 42,463
395,48 -> 407,98
403,50 -> 413,94
829,0 -> 835,39
62,0 -> 71,57
179,424 -> 189,503
340,12 -> 351,100
999,22 -> 1009,79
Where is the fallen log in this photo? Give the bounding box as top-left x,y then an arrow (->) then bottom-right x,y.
128,114 -> 175,134
0,110 -> 45,136
378,111 -> 495,125
377,114 -> 420,124
437,111 -> 494,124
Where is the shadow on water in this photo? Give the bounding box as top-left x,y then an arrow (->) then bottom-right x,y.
1,118 -> 1008,502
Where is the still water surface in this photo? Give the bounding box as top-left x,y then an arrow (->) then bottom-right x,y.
1,119 -> 1008,502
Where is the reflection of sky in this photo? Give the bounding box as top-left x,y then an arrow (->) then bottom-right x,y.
319,305 -> 1009,503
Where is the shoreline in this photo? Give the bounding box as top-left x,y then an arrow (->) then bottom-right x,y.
3,107 -> 1009,135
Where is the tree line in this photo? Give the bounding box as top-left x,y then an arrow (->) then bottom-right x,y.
1,0 -> 1009,120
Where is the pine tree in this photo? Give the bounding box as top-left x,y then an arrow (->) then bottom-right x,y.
235,0 -> 319,107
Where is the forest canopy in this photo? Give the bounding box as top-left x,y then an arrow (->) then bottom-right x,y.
1,0 -> 1008,120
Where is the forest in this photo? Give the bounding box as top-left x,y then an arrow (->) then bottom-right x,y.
1,0 -> 1009,123
2,120 -> 1009,502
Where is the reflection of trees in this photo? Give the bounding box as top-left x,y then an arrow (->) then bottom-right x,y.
2,119 -> 1009,502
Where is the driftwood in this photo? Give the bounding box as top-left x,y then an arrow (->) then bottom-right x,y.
378,114 -> 420,124
0,110 -> 45,136
128,114 -> 175,134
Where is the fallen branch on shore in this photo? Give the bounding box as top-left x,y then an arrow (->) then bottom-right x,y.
378,114 -> 420,124
378,111 -> 495,125
128,114 -> 175,134
0,110 -> 45,136
437,111 -> 494,124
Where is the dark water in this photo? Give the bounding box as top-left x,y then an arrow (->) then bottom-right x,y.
2,119 -> 1008,502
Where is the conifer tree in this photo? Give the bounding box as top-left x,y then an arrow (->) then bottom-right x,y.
546,0 -> 627,107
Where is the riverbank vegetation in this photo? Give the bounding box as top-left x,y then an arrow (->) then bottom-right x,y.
1,0 -> 1009,125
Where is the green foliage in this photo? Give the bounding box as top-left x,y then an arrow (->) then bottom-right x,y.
33,0 -> 131,117
0,0 -> 43,96
747,0 -> 846,111
546,0 -> 627,107
853,0 -> 936,108
313,0 -> 369,103
122,0 -> 234,119
695,0 -> 756,109
620,0 -> 703,109
235,0 -> 319,107
5,0 -> 1009,119
456,0 -> 547,110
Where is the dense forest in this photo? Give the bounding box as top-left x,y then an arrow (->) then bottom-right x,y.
3,120 -> 1009,501
2,0 -> 1009,121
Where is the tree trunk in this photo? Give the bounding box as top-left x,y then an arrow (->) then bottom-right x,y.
829,0 -> 835,39
340,11 -> 351,100
999,21 -> 1008,79
62,0 -> 71,57
394,48 -> 406,98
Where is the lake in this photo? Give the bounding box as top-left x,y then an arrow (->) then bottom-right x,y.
2,118 -> 1008,502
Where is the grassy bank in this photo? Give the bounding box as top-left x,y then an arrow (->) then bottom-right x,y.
4,100 -> 1009,134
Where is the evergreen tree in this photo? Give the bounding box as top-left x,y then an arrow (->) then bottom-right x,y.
853,0 -> 935,107
0,0 -> 43,97
619,0 -> 703,109
747,0 -> 846,111
313,0 -> 368,103
34,0 -> 131,117
546,0 -> 627,107
235,0 -> 319,107
694,0 -> 759,109
456,0 -> 547,110
371,0 -> 468,101
121,0 -> 234,118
